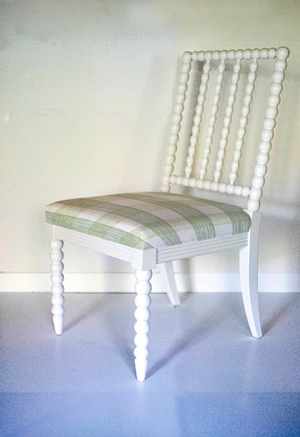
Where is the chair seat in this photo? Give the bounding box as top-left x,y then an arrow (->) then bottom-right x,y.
46,192 -> 251,250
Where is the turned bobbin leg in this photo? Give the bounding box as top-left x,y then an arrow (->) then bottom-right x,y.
134,269 -> 152,382
50,240 -> 65,335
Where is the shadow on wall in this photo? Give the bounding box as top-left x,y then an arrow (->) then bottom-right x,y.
0,0 -> 166,48
132,55 -> 177,191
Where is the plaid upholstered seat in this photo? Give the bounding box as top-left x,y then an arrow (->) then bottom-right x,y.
46,192 -> 251,250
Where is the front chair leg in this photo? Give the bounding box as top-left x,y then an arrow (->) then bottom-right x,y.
50,239 -> 65,335
134,269 -> 152,382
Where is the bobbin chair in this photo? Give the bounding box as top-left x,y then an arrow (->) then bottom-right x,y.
46,46 -> 289,382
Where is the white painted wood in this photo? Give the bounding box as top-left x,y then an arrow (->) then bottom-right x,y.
157,233 -> 249,264
239,211 -> 262,338
53,226 -> 132,262
50,239 -> 65,335
46,46 -> 289,381
160,262 -> 180,306
134,269 -> 152,382
213,59 -> 241,184
131,248 -> 157,270
229,58 -> 258,185
170,177 -> 251,197
247,47 -> 289,211
165,47 -> 289,213
199,58 -> 225,182
184,59 -> 211,178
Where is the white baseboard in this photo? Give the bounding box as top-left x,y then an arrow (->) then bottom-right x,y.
0,272 -> 299,292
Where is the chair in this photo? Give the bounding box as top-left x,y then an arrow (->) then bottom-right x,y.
46,47 -> 289,381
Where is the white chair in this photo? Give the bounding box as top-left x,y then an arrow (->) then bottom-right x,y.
46,47 -> 289,381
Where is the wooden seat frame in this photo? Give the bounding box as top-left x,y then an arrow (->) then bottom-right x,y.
48,47 -> 289,381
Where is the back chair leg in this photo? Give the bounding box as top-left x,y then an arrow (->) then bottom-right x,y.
134,269 -> 152,382
50,239 -> 65,335
161,262 -> 180,306
239,212 -> 262,338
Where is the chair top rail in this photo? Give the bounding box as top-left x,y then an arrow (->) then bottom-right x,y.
161,47 -> 289,212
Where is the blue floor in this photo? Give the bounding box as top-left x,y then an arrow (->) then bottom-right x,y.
0,292 -> 299,436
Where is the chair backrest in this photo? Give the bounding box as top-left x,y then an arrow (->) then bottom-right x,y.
162,47 -> 289,212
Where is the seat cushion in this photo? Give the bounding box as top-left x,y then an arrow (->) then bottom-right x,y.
45,192 -> 251,250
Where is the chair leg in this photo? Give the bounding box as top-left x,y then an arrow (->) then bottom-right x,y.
50,239 -> 65,335
161,262 -> 180,306
239,213 -> 262,338
134,269 -> 152,382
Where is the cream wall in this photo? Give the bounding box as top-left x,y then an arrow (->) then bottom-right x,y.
0,0 -> 299,292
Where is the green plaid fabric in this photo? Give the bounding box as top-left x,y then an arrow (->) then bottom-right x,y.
45,192 -> 251,250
